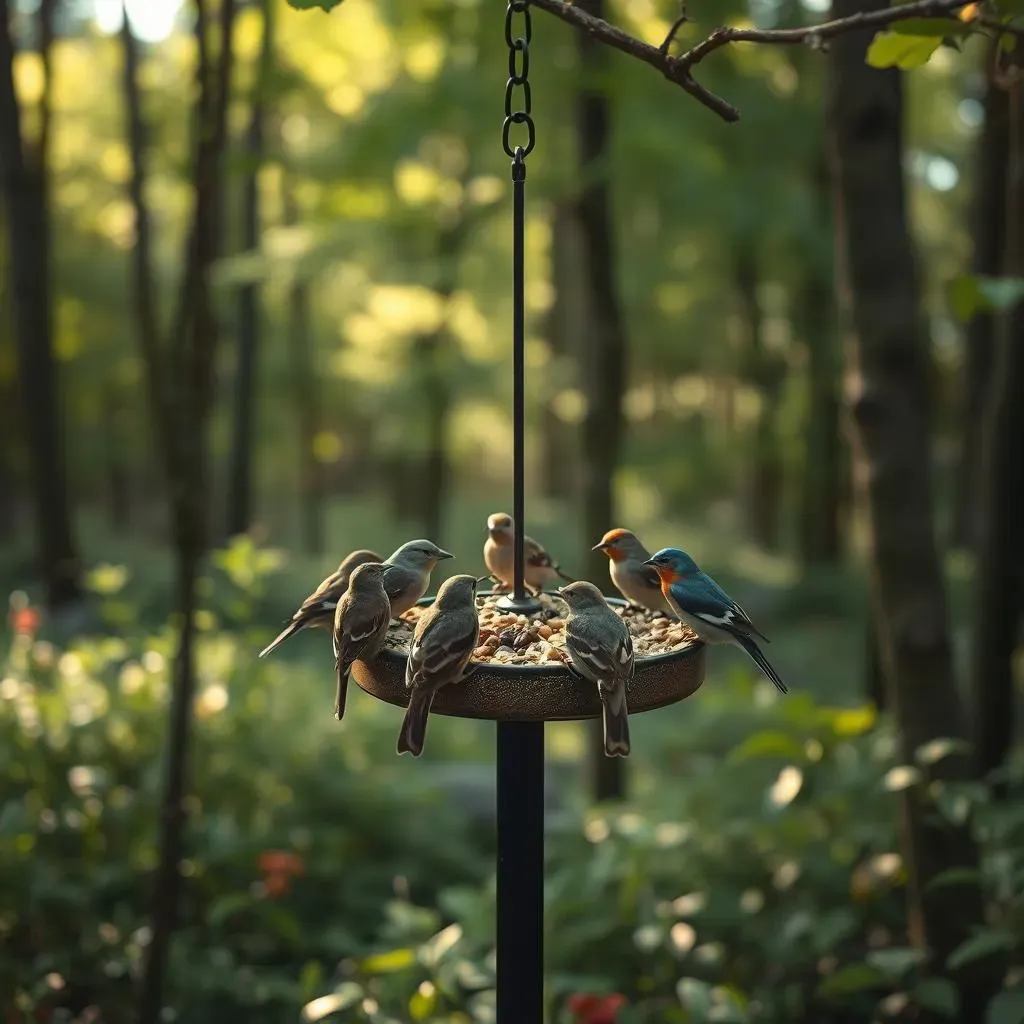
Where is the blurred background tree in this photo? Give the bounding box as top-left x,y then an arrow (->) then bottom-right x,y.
2,0 -> 1024,1022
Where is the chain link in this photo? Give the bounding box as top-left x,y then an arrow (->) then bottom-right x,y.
502,0 -> 535,160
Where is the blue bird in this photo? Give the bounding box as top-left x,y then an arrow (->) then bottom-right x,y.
644,548 -> 788,694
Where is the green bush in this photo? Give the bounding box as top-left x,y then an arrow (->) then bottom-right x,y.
4,542 -> 1024,1024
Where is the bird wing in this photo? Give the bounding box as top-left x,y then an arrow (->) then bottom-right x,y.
382,564 -> 413,602
406,611 -> 478,690
524,535 -> 556,569
335,595 -> 390,667
299,567 -> 345,619
566,626 -> 634,684
672,572 -> 769,643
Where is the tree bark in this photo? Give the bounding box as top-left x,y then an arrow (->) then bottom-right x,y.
797,159 -> 844,567
122,1 -> 237,1018
0,0 -> 81,610
827,2 -> 994,1014
281,177 -> 323,555
225,0 -> 273,539
952,40 -> 1009,550
970,70 -> 1024,786
736,248 -> 784,550
576,0 -> 628,802
540,199 -> 581,499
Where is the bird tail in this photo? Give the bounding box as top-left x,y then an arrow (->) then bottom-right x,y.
397,690 -> 435,757
555,565 -> 575,583
734,634 -> 788,694
601,690 -> 631,757
334,659 -> 351,721
259,620 -> 304,659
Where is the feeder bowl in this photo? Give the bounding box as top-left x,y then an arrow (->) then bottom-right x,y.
351,591 -> 706,722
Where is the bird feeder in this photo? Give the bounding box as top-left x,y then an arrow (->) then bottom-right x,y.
347,3 -> 707,1019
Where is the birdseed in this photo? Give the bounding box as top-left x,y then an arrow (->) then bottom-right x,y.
381,592 -> 698,667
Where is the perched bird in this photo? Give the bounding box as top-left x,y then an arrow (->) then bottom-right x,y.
332,562 -> 392,722
381,539 -> 454,618
558,581 -> 634,758
644,548 -> 788,694
592,528 -> 675,616
397,574 -> 483,757
259,549 -> 382,658
484,512 -> 573,596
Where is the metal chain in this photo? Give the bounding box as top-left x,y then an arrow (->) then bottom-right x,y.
502,0 -> 535,161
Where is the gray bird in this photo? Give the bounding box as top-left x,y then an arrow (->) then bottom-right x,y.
592,528 -> 675,616
381,539 -> 455,618
259,548 -> 382,658
484,512 -> 573,596
332,562 -> 392,721
397,574 -> 484,757
559,580 -> 635,758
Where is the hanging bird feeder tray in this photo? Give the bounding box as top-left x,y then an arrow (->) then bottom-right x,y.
351,592 -> 706,723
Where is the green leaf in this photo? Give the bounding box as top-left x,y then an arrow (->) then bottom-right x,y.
677,977 -> 713,1020
987,991 -> 1024,1024
977,275 -> 1024,310
866,30 -> 943,68
302,983 -> 363,1021
207,892 -> 253,927
927,867 -> 983,891
818,964 -> 885,999
286,0 -> 343,9
947,930 -> 1015,970
360,947 -> 417,974
891,17 -> 972,35
728,730 -> 806,763
867,947 -> 926,977
949,274 -> 983,322
913,978 -> 960,1018
915,737 -> 971,766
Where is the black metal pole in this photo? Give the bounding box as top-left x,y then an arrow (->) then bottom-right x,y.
496,6 -> 544,1019
511,157 -> 527,606
496,719 -> 544,1022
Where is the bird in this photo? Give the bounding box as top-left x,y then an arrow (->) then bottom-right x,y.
558,580 -> 634,758
592,528 -> 675,616
644,548 -> 788,694
397,574 -> 484,757
259,549 -> 382,658
380,539 -> 455,618
484,512 -> 573,596
331,562 -> 392,722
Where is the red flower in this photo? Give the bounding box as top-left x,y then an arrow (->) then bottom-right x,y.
257,849 -> 304,898
567,992 -> 626,1024
9,605 -> 41,637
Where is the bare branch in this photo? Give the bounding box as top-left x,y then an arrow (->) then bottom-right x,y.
659,2 -> 688,55
528,0 -> 971,122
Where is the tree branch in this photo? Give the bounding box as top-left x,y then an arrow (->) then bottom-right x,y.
528,0 -> 971,122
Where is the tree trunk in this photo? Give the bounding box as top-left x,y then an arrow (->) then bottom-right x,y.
225,0 -> 272,539
104,383 -> 131,530
0,0 -> 81,610
541,199 -> 581,499
797,159 -> 844,567
281,178 -> 323,555
409,221 -> 464,543
970,71 -> 1024,786
122,2 -> 238,1018
576,0 -> 628,803
827,1 -> 994,1013
952,40 -> 1009,550
736,248 -> 784,550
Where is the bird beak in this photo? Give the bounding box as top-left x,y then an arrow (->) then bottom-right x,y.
591,541 -> 609,552
642,558 -> 658,569
476,574 -> 493,585
438,549 -> 454,560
